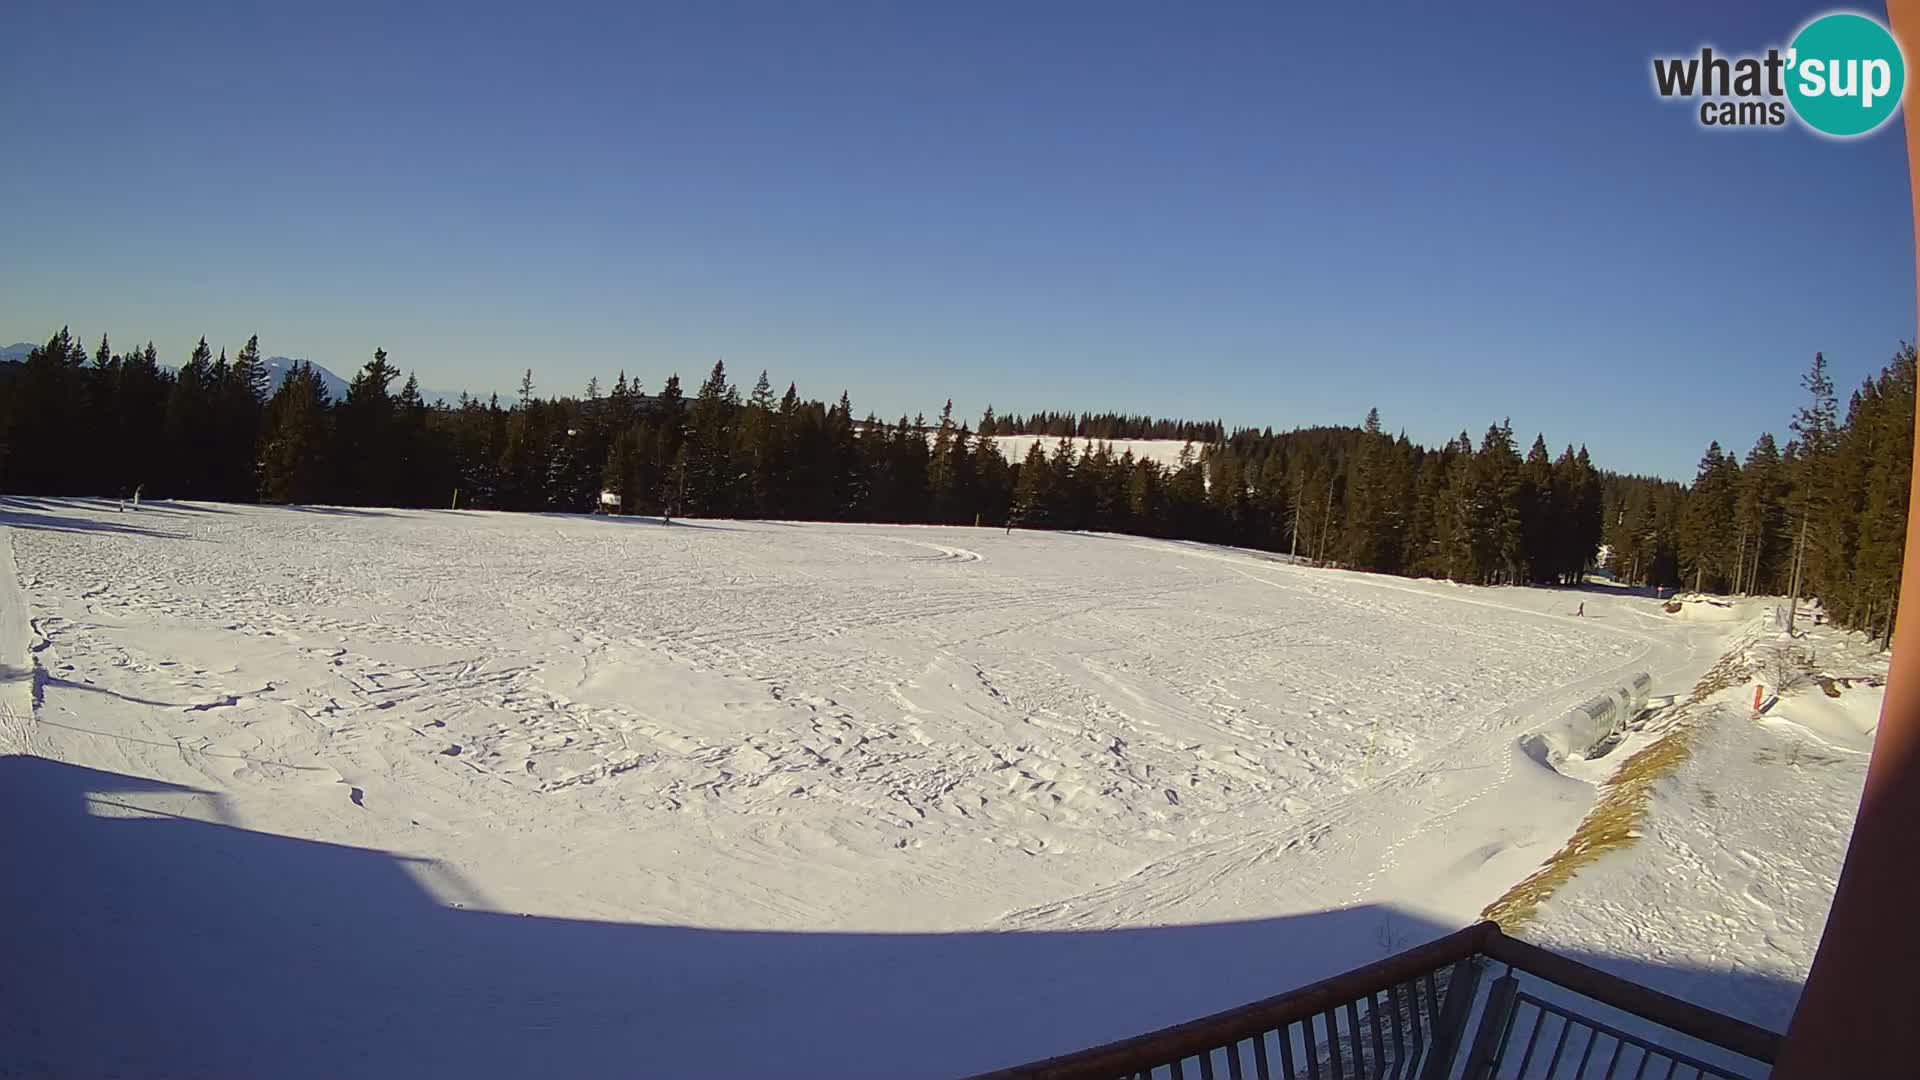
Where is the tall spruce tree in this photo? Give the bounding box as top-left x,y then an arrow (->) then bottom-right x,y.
681,361 -> 739,516
928,400 -> 960,522
260,362 -> 333,504
335,348 -> 401,505
1789,352 -> 1844,603
1467,421 -> 1524,584
216,334 -> 269,500
1679,442 -> 1741,592
163,337 -> 217,497
1339,408 -> 1398,571
1733,433 -> 1788,593
972,415 -> 1011,526
1010,439 -> 1052,527
1518,434 -> 1555,582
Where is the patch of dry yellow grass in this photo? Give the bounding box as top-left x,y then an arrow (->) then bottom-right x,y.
1482,644 -> 1755,929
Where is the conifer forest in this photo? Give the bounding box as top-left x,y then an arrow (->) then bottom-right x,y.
1,328 -> 1910,638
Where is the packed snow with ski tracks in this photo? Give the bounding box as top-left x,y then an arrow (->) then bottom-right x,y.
0,499 -> 1851,1077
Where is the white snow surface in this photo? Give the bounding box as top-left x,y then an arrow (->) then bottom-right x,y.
973,434 -> 1199,469
0,498 -> 1820,1077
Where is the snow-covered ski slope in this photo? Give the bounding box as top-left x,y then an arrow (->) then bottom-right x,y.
0,499 -> 1775,1077
981,434 -> 1196,469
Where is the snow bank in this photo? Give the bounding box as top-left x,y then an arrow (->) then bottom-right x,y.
1661,593 -> 1754,622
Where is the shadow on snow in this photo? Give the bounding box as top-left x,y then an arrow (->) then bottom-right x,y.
0,755 -> 1803,1078
0,497 -> 199,539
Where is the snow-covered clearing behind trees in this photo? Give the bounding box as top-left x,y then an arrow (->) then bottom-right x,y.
978,434 -> 1197,470
0,499 -> 1869,1077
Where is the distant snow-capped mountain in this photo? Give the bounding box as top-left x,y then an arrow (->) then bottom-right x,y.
262,358 -> 480,406
262,358 -> 480,405
4,338 -> 481,404
261,356 -> 351,401
0,342 -> 352,400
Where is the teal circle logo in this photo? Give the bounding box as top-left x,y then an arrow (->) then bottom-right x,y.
1786,12 -> 1906,137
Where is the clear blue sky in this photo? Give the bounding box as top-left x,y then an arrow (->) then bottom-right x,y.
3,1 -> 1912,478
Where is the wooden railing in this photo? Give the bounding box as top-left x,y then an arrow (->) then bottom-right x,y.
967,922 -> 1781,1080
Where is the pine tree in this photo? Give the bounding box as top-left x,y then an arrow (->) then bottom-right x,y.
684,360 -> 739,515
260,362 -> 332,504
1466,421 -> 1524,583
827,392 -> 863,519
447,394 -> 503,509
70,334 -> 115,492
544,423 -> 586,511
159,337 -> 217,497
972,417 -> 1011,526
390,373 -> 442,506
1085,441 -> 1125,532
1678,441 -> 1740,592
1789,352 -> 1844,602
1517,434 -> 1555,582
1732,434 -> 1788,593
1207,444 -> 1251,544
4,329 -> 86,493
335,347 -> 401,505
112,343 -> 170,496
1849,346 -> 1914,640
1339,408 -> 1400,571
497,405 -> 538,511
651,374 -> 687,509
216,334 -> 270,500
230,334 -> 268,403
1568,448 -> 1604,583
1010,439 -> 1052,527
927,400 -> 960,522
769,382 -> 805,517
1437,434 -> 1476,580
1406,450 -> 1450,576
734,370 -> 779,517
887,414 -> 932,523
602,426 -> 640,510
607,371 -> 637,432
1168,440 -> 1209,539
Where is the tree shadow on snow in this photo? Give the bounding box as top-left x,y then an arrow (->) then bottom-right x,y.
547,512 -> 740,532
24,718 -> 340,773
280,504 -> 401,518
0,498 -> 195,539
121,500 -> 241,515
0,755 -> 1800,1080
33,674 -> 196,710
